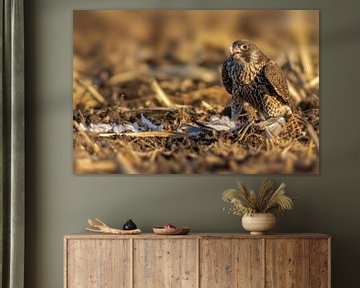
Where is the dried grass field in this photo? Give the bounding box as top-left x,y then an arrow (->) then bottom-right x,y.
73,10 -> 319,174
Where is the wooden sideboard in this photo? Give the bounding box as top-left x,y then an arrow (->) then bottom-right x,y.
64,233 -> 330,288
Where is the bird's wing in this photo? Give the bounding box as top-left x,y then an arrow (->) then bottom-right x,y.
264,60 -> 290,103
221,58 -> 233,94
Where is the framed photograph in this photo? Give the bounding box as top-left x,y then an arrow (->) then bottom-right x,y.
73,10 -> 319,174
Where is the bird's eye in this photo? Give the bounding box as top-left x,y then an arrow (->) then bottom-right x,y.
240,44 -> 249,51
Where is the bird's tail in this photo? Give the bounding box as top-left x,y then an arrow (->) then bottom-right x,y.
284,114 -> 308,140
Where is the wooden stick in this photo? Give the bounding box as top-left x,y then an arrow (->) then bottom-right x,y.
78,79 -> 105,104
116,153 -> 138,174
150,79 -> 175,108
108,71 -> 140,85
287,81 -> 303,104
97,131 -> 179,138
73,120 -> 100,153
200,100 -> 214,110
295,13 -> 314,81
86,218 -> 142,235
306,123 -> 319,150
306,76 -> 319,89
124,131 -> 177,138
97,133 -> 118,137
120,107 -> 178,114
150,65 -> 218,82
299,41 -> 313,81
75,159 -> 117,174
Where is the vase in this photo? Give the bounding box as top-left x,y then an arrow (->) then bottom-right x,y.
242,213 -> 276,235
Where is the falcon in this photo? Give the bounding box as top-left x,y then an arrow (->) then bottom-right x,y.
222,39 -> 293,122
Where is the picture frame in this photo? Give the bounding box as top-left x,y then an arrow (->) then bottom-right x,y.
73,10 -> 319,174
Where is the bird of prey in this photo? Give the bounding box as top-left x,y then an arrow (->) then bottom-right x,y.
222,39 -> 293,122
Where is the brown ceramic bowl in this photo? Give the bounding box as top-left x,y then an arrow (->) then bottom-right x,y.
153,227 -> 190,235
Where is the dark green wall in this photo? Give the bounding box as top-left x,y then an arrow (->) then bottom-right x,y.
25,1 -> 360,287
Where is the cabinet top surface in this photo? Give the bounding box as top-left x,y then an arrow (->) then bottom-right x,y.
64,232 -> 330,240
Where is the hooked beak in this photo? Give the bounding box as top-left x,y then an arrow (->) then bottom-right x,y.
229,45 -> 234,55
229,46 -> 241,58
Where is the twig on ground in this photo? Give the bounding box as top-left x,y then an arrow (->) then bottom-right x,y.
97,133 -> 118,137
306,76 -> 319,89
108,71 -> 142,85
78,79 -> 105,104
150,78 -> 176,108
73,120 -> 100,153
295,12 -> 314,80
124,131 -> 178,138
116,152 -> 138,174
120,107 -> 178,114
287,80 -> 303,104
306,123 -> 319,150
150,65 -> 218,82
75,159 -> 117,174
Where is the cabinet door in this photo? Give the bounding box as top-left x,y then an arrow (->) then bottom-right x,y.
200,239 -> 264,288
266,239 -> 311,288
309,239 -> 330,288
134,239 -> 198,288
66,239 -> 131,288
